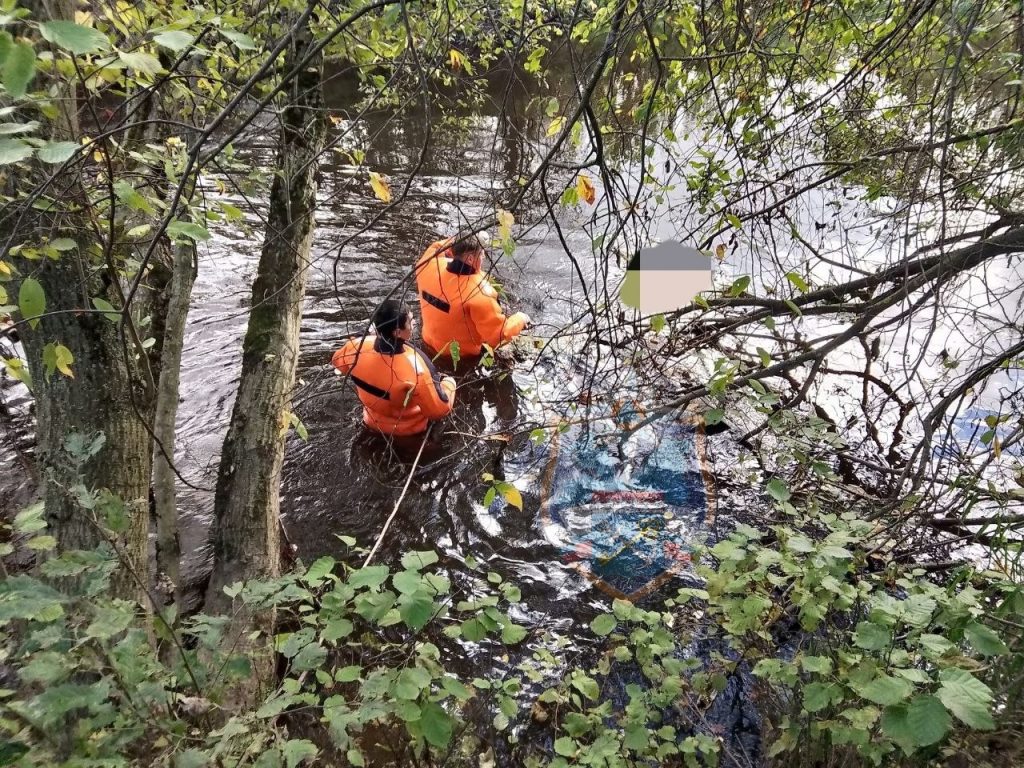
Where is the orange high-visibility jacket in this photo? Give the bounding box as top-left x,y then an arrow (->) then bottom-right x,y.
332,335 -> 456,436
414,239 -> 529,357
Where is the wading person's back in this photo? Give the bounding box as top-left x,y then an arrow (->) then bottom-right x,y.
414,234 -> 531,359
333,300 -> 456,436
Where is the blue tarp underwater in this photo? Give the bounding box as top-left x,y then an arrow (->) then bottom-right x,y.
539,401 -> 714,599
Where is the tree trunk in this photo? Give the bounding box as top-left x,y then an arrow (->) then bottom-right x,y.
10,0 -> 157,601
152,241 -> 196,604
206,25 -> 326,611
17,254 -> 154,601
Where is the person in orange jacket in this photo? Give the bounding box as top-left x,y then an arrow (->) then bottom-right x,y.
415,234 -> 531,358
332,300 -> 456,436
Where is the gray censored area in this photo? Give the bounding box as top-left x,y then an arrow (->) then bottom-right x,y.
627,241 -> 713,270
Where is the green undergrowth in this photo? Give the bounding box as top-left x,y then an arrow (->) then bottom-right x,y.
0,497 -> 1021,767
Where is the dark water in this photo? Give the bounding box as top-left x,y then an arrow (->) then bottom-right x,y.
2,70 -> 758,760
174,72 -> 719,603
172,72 -> 752,756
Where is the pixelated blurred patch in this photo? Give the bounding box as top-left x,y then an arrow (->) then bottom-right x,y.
620,241 -> 714,314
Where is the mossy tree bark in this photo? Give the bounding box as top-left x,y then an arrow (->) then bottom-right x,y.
11,0 -> 162,602
205,24 -> 326,617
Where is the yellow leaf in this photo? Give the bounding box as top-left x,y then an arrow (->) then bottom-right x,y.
329,114 -> 343,126
369,171 -> 392,203
0,260 -> 11,275
576,173 -> 596,205
448,48 -> 463,71
54,344 -> 73,378
501,485 -> 523,511
715,244 -> 726,261
546,116 -> 565,138
496,208 -> 514,241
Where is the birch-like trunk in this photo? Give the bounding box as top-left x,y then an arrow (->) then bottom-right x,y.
152,241 -> 196,604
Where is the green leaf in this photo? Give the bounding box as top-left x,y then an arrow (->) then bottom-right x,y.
554,737 -> 578,757
392,569 -> 422,595
546,115 -> 565,137
650,314 -> 666,333
86,602 -> 133,639
727,275 -> 751,296
303,556 -> 335,584
175,750 -> 209,768
964,621 -> 1009,657
460,618 -> 485,642
853,621 -> 890,651
292,642 -> 326,672
322,619 -> 353,644
800,655 -> 832,674
0,121 -> 38,135
18,277 -> 44,329
0,742 -> 29,765
91,297 -> 120,322
219,28 -> 258,50
561,712 -> 590,738
726,212 -> 742,229
335,665 -> 360,682
901,695 -> 950,747
36,141 -> 80,164
0,137 -> 31,164
40,21 -> 111,55
918,633 -> 954,657
704,408 -> 724,426
42,343 -> 73,378
590,613 -> 616,636
803,682 -> 843,712
348,565 -> 388,590
49,238 -> 76,251
398,589 -> 434,630
154,30 -> 195,52
570,674 -> 599,700
766,477 -> 790,502
26,535 -> 56,551
856,674 -> 912,706
624,724 -> 648,751
937,668 -> 995,730
253,750 -> 282,768
113,181 -> 155,214
785,271 -> 809,293
2,41 -> 35,99
166,220 -> 210,242
118,50 -> 163,75
500,622 -> 527,644
281,739 -> 318,768
401,550 -> 439,570
419,702 -> 453,748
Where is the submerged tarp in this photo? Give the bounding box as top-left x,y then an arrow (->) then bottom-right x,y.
540,400 -> 714,599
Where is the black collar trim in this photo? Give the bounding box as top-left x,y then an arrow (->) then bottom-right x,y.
373,336 -> 404,355
446,259 -> 478,275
